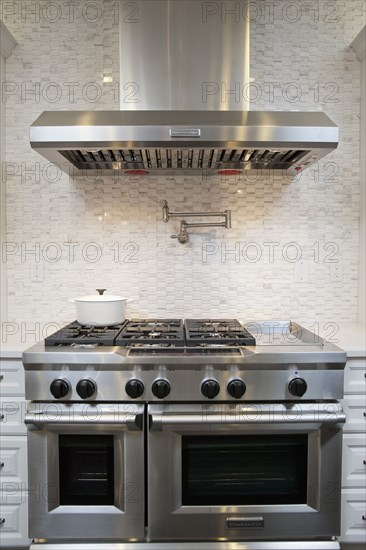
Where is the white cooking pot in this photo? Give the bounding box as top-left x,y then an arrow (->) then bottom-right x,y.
72,289 -> 128,326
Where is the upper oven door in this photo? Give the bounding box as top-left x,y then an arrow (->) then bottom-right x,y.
25,403 -> 145,540
148,403 -> 346,542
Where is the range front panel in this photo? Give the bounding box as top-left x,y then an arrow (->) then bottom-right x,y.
147,403 -> 344,541
26,404 -> 145,540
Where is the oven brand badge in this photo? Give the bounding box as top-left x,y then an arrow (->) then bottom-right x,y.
226,517 -> 264,529
169,128 -> 201,137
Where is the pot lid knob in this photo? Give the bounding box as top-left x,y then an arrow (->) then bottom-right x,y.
96,288 -> 106,295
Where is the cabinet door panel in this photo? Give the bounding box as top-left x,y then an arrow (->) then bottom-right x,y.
0,436 -> 28,490
342,396 -> 366,433
0,361 -> 25,397
341,489 -> 366,543
0,492 -> 29,547
344,359 -> 366,395
0,399 -> 27,435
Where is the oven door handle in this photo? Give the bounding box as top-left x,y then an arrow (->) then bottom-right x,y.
25,410 -> 144,431
149,410 -> 346,430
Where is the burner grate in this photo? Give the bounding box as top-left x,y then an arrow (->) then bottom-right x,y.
115,319 -> 185,346
44,321 -> 128,346
185,319 -> 256,347
44,319 -> 255,347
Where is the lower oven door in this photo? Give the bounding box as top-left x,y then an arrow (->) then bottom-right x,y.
148,403 -> 345,541
25,403 -> 144,540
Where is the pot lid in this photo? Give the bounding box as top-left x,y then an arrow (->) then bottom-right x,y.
75,289 -> 127,302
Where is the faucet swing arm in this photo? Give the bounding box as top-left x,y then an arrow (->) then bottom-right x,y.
162,201 -> 231,244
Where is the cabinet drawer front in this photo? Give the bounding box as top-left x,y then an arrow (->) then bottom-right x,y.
341,489 -> 366,543
342,396 -> 366,433
0,400 -> 27,435
0,492 -> 29,547
344,359 -> 366,395
0,361 -> 25,397
342,434 -> 366,487
0,436 -> 28,490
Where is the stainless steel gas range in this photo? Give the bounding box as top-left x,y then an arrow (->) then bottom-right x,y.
22,319 -> 347,550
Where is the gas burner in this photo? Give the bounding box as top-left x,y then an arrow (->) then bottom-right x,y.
185,319 -> 256,347
44,321 -> 128,346
116,319 -> 185,347
202,323 -> 229,330
44,319 -> 255,348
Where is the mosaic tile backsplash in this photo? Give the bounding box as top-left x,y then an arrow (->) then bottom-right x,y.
2,1 -> 365,334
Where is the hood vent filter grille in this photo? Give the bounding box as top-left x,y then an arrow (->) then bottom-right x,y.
60,148 -> 310,172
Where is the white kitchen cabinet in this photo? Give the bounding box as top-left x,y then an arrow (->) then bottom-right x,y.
341,489 -> 366,544
344,359 -> 366,394
342,394 -> 366,433
0,493 -> 28,547
0,437 -> 28,490
341,357 -> 366,544
0,361 -> 25,397
0,399 -> 27,436
0,357 -> 30,548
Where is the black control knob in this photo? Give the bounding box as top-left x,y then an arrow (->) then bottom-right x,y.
152,379 -> 171,399
227,379 -> 246,399
50,379 -> 70,399
288,378 -> 307,397
76,379 -> 97,399
125,379 -> 144,399
201,379 -> 220,399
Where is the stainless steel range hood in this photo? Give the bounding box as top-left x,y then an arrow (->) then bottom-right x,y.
29,0 -> 338,176
30,110 -> 338,176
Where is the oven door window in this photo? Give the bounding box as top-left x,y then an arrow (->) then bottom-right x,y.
59,434 -> 114,506
182,434 -> 307,506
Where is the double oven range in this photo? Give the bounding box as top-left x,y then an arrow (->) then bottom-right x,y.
23,319 -> 347,550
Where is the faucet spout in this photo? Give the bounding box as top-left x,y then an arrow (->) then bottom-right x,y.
163,201 -> 232,244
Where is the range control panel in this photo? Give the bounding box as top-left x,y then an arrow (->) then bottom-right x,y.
25,368 -> 344,402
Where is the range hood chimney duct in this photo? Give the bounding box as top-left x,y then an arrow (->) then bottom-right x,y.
119,0 -> 250,111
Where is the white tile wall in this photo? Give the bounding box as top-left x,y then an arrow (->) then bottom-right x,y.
2,1 -> 365,331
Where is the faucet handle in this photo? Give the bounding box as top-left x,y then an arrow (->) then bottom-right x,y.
170,234 -> 188,243
170,220 -> 189,244
171,233 -> 189,244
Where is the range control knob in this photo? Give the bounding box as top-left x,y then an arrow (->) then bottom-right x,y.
76,379 -> 97,399
152,379 -> 171,399
227,379 -> 246,399
288,378 -> 307,397
125,379 -> 144,399
50,379 -> 70,399
201,379 -> 220,399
